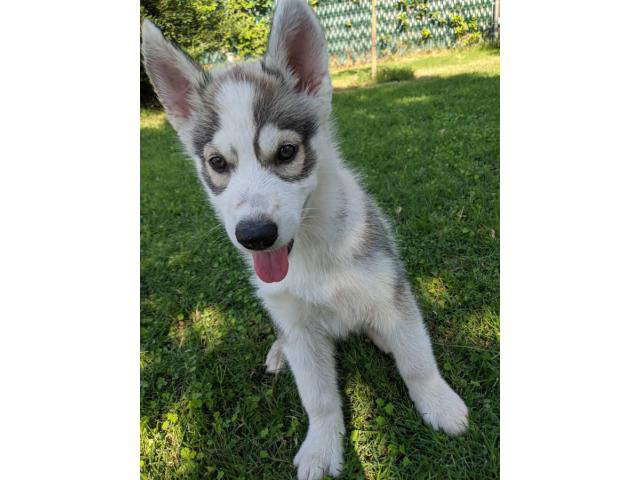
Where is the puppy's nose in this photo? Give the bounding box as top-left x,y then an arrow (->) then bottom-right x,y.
235,218 -> 278,251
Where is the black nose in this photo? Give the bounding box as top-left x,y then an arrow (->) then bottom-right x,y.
235,218 -> 278,251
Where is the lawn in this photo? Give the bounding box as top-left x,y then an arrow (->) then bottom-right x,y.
331,46 -> 499,89
141,46 -> 500,480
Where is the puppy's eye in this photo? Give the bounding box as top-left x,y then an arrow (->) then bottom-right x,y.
277,144 -> 298,163
208,155 -> 228,173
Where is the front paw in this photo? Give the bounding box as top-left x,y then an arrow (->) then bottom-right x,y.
413,376 -> 469,436
293,429 -> 343,480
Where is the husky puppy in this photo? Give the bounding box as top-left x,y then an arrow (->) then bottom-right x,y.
142,1 -> 468,478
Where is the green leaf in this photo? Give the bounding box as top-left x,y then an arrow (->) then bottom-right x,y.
180,447 -> 194,460
166,412 -> 178,423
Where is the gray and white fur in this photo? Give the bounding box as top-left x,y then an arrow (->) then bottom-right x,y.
142,1 -> 468,478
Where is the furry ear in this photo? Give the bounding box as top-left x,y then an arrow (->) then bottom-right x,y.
264,0 -> 329,96
141,19 -> 204,130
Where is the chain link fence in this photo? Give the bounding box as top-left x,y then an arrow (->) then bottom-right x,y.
316,0 -> 497,65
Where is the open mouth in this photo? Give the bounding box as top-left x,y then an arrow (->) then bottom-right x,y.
251,239 -> 294,283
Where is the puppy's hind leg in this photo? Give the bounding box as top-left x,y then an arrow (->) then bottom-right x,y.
365,326 -> 391,354
265,337 -> 286,374
378,295 -> 469,436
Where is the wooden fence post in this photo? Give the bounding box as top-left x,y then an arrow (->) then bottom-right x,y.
493,0 -> 500,40
371,0 -> 377,80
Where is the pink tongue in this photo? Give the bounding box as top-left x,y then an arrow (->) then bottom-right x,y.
251,245 -> 289,283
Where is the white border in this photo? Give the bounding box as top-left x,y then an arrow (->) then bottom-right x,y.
0,1 -> 140,478
502,1 -> 640,478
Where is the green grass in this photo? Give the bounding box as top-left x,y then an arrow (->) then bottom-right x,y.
141,46 -> 499,480
331,45 -> 499,89
375,66 -> 415,84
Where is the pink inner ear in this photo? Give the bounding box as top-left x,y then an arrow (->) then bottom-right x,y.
287,29 -> 322,94
151,59 -> 193,119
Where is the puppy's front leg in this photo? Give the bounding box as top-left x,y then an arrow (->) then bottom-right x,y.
374,310 -> 469,436
282,328 -> 344,480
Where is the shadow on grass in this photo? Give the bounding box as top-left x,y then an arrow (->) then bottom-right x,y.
141,71 -> 499,479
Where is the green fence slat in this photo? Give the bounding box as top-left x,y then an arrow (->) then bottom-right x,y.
314,0 -> 496,65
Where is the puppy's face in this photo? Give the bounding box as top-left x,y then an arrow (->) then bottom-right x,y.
142,0 -> 331,283
192,63 -> 322,283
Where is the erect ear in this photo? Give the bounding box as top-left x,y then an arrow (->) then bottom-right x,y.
141,19 -> 204,131
264,0 -> 330,97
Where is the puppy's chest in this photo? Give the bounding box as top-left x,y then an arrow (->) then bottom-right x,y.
275,263 -> 344,307
260,261 -> 381,334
